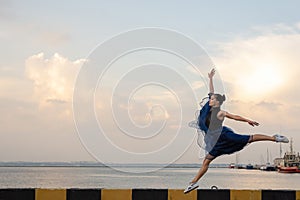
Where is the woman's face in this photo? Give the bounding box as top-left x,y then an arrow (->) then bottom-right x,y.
209,95 -> 219,107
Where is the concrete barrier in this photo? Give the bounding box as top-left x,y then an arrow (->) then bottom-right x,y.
0,189 -> 299,200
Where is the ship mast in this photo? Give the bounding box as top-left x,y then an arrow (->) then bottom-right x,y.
290,138 -> 293,154
279,127 -> 282,157
267,148 -> 269,164
280,143 -> 282,158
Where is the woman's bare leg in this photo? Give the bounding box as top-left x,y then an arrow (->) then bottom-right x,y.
191,157 -> 212,183
249,134 -> 275,143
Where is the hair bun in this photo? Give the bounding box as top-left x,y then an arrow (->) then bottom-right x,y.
222,94 -> 226,102
214,93 -> 226,105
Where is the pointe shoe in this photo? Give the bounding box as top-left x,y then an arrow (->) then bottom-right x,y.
184,182 -> 199,194
273,134 -> 289,143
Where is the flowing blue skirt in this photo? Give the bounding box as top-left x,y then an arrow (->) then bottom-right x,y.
208,126 -> 250,158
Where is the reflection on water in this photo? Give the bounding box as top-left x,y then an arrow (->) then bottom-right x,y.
0,167 -> 299,189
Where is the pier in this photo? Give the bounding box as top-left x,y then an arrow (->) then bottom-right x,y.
0,188 -> 299,200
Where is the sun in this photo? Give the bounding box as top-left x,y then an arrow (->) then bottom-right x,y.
237,63 -> 283,99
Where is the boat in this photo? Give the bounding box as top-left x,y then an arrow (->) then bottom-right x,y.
260,163 -> 276,171
277,138 -> 300,173
228,163 -> 244,169
260,148 -> 277,171
246,164 -> 254,170
278,166 -> 300,173
265,164 -> 276,171
229,163 -> 235,168
229,154 -> 245,169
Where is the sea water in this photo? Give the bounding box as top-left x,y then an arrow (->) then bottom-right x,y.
0,166 -> 299,190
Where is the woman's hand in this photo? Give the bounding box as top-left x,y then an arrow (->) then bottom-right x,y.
248,120 -> 260,127
208,68 -> 215,79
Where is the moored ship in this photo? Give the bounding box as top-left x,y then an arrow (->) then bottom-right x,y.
276,139 -> 300,173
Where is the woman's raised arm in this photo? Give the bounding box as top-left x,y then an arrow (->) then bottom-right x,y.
208,68 -> 215,94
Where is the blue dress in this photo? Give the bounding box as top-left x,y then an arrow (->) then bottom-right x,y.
191,94 -> 250,159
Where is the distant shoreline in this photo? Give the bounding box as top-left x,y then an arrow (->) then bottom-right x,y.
0,162 -> 229,168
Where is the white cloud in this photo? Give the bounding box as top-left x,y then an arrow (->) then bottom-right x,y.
0,53 -> 87,124
25,52 -> 85,109
0,53 -> 93,161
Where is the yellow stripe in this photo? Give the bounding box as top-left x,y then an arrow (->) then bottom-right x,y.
296,190 -> 300,200
101,189 -> 132,200
230,190 -> 261,200
168,189 -> 197,200
35,189 -> 66,200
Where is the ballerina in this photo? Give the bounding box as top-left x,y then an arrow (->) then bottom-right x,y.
184,68 -> 289,194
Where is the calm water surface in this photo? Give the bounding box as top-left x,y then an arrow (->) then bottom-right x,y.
0,167 -> 299,189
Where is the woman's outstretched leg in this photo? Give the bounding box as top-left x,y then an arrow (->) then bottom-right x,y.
184,156 -> 213,194
191,158 -> 212,183
249,134 -> 289,143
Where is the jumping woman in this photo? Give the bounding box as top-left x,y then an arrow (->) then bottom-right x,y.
184,68 -> 289,194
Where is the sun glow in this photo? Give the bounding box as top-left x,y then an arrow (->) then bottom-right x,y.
238,63 -> 284,98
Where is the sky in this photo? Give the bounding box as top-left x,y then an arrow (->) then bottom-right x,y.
1,0 -> 300,165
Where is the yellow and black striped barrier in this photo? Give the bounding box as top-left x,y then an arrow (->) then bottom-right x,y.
0,189 -> 299,200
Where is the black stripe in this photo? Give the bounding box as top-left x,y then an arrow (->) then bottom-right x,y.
262,190 -> 295,200
67,189 -> 101,200
132,189 -> 168,200
197,189 -> 230,200
0,189 -> 35,200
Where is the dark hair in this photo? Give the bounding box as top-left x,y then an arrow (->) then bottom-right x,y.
214,94 -> 226,105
